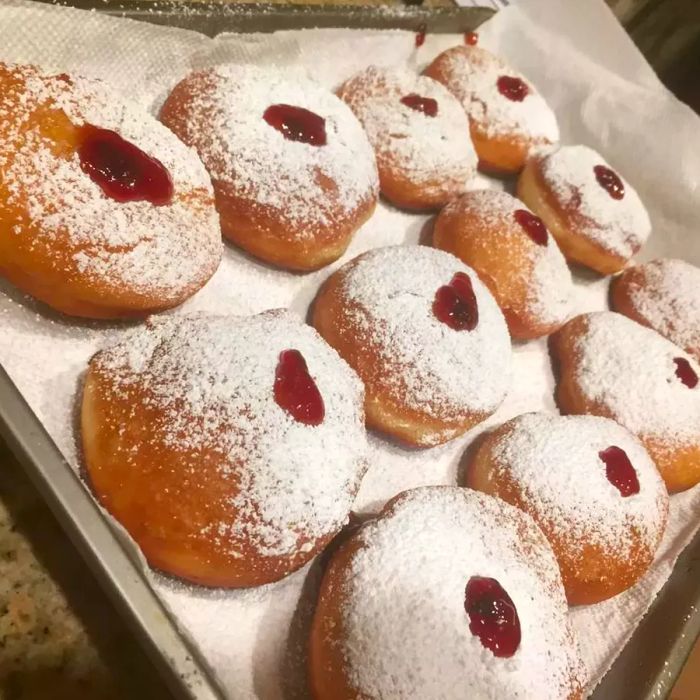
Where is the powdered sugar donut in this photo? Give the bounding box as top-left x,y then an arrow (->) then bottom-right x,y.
309,486 -> 584,700
160,65 -> 379,271
518,145 -> 651,274
468,413 -> 669,605
312,246 -> 512,447
424,46 -> 559,174
336,66 -> 477,209
612,258 -> 700,361
81,310 -> 368,588
552,311 -> 700,493
433,189 -> 574,339
0,63 -> 221,319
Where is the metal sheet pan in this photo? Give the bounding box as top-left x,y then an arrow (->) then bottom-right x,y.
4,3 -> 699,699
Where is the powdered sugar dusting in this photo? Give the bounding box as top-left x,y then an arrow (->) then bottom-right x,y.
444,189 -> 574,325
542,145 -> 651,258
0,63 -> 222,300
339,487 -> 583,699
92,310 -> 368,557
341,246 -> 512,422
339,66 -> 477,194
163,64 -> 378,234
432,46 -> 559,143
624,259 -> 700,358
488,413 -> 668,553
572,312 -> 700,448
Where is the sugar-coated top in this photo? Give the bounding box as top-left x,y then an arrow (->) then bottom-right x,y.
339,487 -> 583,699
572,311 -> 700,448
340,246 -> 512,427
624,258 -> 700,357
0,62 -> 221,300
163,64 -> 379,234
486,413 -> 668,553
431,46 -> 559,144
444,189 -> 574,325
541,145 -> 651,258
339,66 -> 477,193
92,310 -> 368,558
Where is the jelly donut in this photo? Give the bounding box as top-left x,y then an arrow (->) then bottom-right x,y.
160,65 -> 379,271
312,246 -> 512,447
433,189 -> 574,339
611,258 -> 700,362
309,486 -> 584,700
424,46 -> 559,174
468,413 -> 668,605
81,310 -> 368,588
336,66 -> 477,210
518,145 -> 651,274
552,311 -> 700,493
0,63 -> 221,319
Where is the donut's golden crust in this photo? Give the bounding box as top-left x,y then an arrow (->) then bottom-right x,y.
467,422 -> 668,605
0,64 -> 220,318
611,266 -> 700,362
423,48 -> 553,175
336,72 -> 473,211
551,315 -> 700,493
433,196 -> 565,339
81,362 -> 335,588
312,266 -> 490,447
309,488 -> 583,700
159,71 -> 377,272
518,158 -> 630,275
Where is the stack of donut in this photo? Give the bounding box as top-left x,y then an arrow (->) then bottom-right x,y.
1,23 -> 696,700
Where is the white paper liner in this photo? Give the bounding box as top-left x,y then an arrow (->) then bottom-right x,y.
1,0 -> 699,698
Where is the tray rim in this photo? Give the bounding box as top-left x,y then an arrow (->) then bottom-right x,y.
2,3 -> 700,700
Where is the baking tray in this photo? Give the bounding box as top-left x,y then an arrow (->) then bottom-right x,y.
2,3 -> 699,699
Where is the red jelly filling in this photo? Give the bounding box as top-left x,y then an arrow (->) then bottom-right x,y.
263,104 -> 327,146
464,31 -> 479,46
593,165 -> 625,200
400,94 -> 438,117
599,446 -> 640,497
415,24 -> 427,47
465,576 -> 521,658
514,209 -> 548,246
274,350 -> 325,426
78,125 -> 173,205
674,357 -> 699,388
433,272 -> 479,331
497,75 -> 528,102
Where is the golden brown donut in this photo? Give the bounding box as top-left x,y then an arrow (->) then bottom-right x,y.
337,66 -> 477,210
423,45 -> 559,174
467,413 -> 669,605
0,62 -> 222,319
611,258 -> 700,362
552,311 -> 700,493
81,310 -> 368,588
160,65 -> 379,271
312,246 -> 512,447
433,189 -> 574,339
309,486 -> 584,700
517,145 -> 651,275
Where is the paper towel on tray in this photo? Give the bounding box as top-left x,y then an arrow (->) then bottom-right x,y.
1,0 -> 699,697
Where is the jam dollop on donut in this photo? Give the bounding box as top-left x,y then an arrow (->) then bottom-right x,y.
552,311 -> 700,493
469,413 -> 668,604
309,487 -> 584,700
0,62 -> 221,319
424,46 -> 559,173
337,66 -> 477,210
81,310 -> 368,587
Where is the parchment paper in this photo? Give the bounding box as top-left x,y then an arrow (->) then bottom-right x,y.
1,0 -> 699,697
